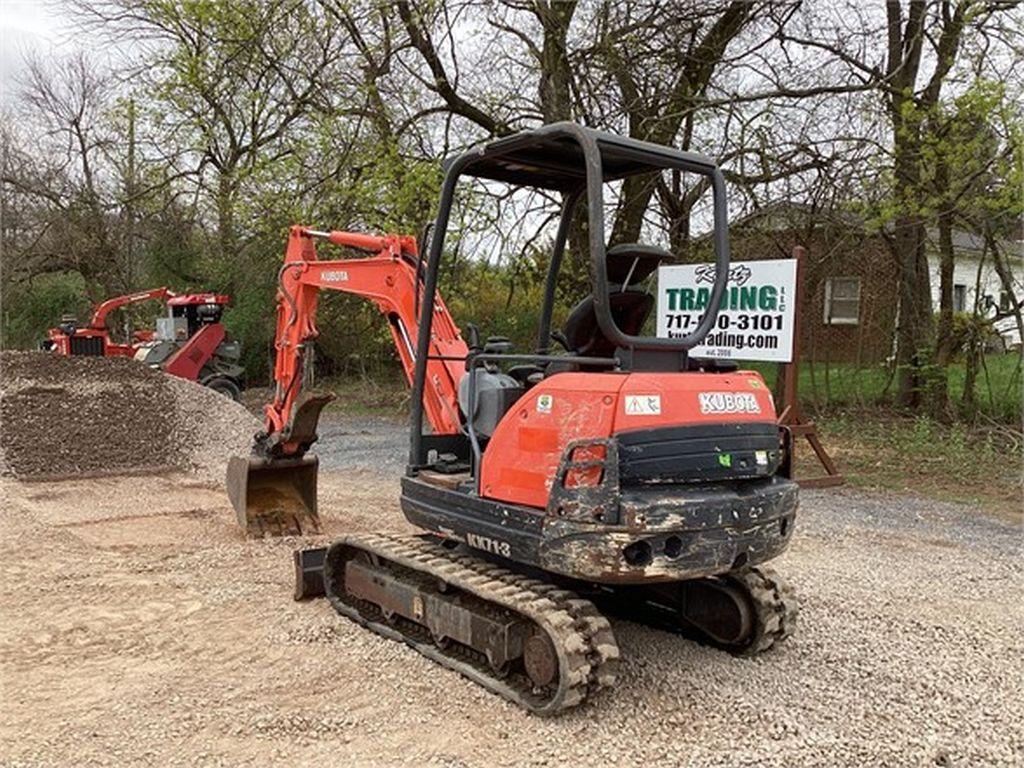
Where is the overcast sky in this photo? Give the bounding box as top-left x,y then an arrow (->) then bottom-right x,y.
0,0 -> 75,103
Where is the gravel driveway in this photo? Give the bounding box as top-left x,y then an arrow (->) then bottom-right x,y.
1,413 -> 1020,767
314,413 -> 409,475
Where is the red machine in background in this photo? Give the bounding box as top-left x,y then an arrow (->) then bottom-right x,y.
43,288 -> 246,400
43,286 -> 174,357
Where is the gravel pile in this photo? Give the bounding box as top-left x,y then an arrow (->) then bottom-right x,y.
164,374 -> 262,484
0,351 -> 259,482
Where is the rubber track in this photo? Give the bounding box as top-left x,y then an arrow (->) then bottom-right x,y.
726,566 -> 798,655
323,534 -> 620,715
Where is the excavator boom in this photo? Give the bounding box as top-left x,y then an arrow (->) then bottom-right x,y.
227,226 -> 468,536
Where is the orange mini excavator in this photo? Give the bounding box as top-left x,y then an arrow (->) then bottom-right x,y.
228,123 -> 798,715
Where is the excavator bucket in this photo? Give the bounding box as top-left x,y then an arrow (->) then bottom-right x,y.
227,392 -> 333,538
226,454 -> 322,538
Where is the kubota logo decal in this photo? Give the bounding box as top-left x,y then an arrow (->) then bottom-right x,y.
698,391 -> 761,414
322,270 -> 349,282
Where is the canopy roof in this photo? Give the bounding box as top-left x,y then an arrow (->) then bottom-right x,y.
451,122 -> 718,191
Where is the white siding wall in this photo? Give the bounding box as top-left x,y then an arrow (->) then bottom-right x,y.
927,252 -> 1024,347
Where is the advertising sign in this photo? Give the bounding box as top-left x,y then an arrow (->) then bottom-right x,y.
655,258 -> 797,362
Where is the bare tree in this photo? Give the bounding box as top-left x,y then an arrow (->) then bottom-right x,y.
364,1 -> 882,286
1,53 -> 125,295
70,0 -> 350,270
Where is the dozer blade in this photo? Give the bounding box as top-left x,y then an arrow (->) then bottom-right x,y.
226,454 -> 322,538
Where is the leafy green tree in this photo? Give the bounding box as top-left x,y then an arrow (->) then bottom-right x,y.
923,80 -> 1022,415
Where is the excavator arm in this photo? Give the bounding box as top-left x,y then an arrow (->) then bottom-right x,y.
228,225 -> 469,536
262,226 -> 467,456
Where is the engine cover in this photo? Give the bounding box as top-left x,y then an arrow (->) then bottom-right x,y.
479,370 -> 779,509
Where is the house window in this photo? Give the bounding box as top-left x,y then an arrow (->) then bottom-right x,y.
824,277 -> 861,325
953,284 -> 967,312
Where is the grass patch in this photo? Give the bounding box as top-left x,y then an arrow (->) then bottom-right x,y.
815,410 -> 1022,519
748,353 -> 1022,424
317,375 -> 409,418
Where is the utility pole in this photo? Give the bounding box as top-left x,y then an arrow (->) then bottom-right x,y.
125,97 -> 137,292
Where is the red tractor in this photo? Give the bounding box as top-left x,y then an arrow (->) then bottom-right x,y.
43,288 -> 245,400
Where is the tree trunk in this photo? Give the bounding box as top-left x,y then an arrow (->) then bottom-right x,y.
893,217 -> 934,408
959,249 -> 989,418
610,173 -> 659,245
891,115 -> 934,408
536,1 -> 576,124
669,212 -> 691,257
960,329 -> 979,416
216,170 -> 237,265
533,1 -> 590,294
930,198 -> 955,416
123,98 -> 137,292
986,225 -> 1024,352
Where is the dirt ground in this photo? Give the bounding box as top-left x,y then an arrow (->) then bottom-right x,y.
1,415 -> 1021,767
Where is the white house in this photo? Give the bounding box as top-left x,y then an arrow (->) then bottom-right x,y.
925,227 -> 1024,349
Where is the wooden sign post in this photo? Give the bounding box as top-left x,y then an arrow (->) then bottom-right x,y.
776,246 -> 843,487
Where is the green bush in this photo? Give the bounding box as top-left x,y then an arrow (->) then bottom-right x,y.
1,272 -> 89,350
949,311 -> 999,356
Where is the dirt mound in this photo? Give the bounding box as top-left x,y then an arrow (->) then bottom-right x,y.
0,351 -> 260,482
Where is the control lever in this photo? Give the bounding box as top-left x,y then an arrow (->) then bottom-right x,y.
466,323 -> 482,354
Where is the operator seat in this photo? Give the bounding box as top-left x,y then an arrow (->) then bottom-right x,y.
558,243 -> 673,360
562,291 -> 653,358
